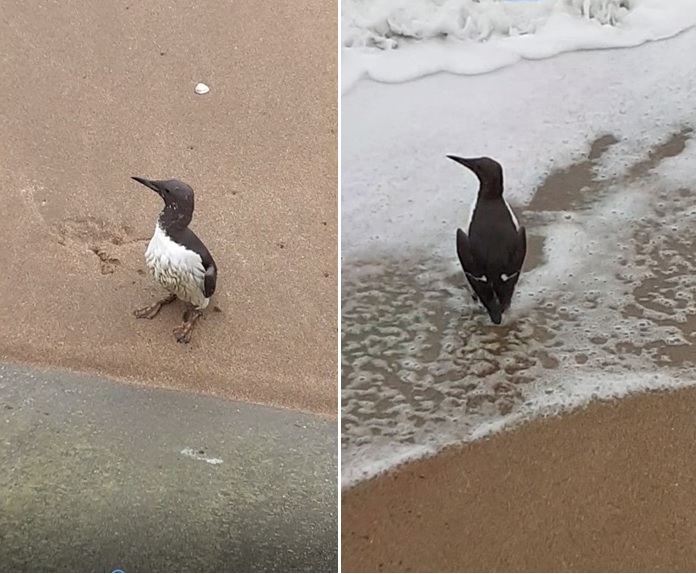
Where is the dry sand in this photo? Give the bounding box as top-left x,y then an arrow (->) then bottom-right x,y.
0,0 -> 337,415
342,388 -> 696,573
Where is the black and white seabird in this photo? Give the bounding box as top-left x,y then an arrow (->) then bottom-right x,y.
447,156 -> 526,325
131,177 -> 218,343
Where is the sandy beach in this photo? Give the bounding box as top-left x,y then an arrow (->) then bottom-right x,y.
0,0 -> 337,415
341,125 -> 696,570
342,387 -> 696,572
341,15 -> 696,567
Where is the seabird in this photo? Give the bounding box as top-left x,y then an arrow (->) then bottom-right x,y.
447,156 -> 526,325
132,177 -> 218,343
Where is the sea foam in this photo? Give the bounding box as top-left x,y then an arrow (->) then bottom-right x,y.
342,0 -> 696,93
342,16 -> 696,486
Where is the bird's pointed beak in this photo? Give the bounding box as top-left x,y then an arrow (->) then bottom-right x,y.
132,176 -> 163,196
446,155 -> 477,172
447,155 -> 488,183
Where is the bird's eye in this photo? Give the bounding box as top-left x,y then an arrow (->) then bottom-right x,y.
166,189 -> 171,194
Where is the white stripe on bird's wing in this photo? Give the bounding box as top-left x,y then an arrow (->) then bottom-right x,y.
500,272 -> 519,282
465,272 -> 488,283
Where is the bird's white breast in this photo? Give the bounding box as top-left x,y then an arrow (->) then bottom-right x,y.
504,199 -> 520,231
144,224 -> 209,308
464,197 -> 478,232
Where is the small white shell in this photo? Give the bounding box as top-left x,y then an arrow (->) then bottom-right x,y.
194,82 -> 210,95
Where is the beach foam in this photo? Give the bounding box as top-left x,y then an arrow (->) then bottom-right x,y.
342,0 -> 696,93
341,21 -> 696,486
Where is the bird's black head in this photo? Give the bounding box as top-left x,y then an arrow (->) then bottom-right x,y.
447,156 -> 504,199
132,177 -> 195,229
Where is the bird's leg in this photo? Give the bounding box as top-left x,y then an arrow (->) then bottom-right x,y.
173,306 -> 203,344
134,293 -> 177,319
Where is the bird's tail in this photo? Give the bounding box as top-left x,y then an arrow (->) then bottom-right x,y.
487,297 -> 503,325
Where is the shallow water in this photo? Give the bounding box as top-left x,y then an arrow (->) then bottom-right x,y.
342,128 -> 696,485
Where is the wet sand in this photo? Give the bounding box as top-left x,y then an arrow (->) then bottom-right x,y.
341,125 -> 696,571
342,127 -> 695,475
1,363 -> 337,573
342,388 -> 696,573
0,0 -> 337,415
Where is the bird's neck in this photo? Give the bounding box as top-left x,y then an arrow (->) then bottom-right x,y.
159,206 -> 192,230
478,182 -> 504,200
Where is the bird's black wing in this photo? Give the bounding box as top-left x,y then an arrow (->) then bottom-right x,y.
456,228 -> 495,306
495,226 -> 526,311
456,228 -> 474,273
170,227 -> 218,298
203,265 -> 217,299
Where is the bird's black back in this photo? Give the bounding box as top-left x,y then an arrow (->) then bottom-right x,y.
468,199 -> 523,279
458,199 -> 526,317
